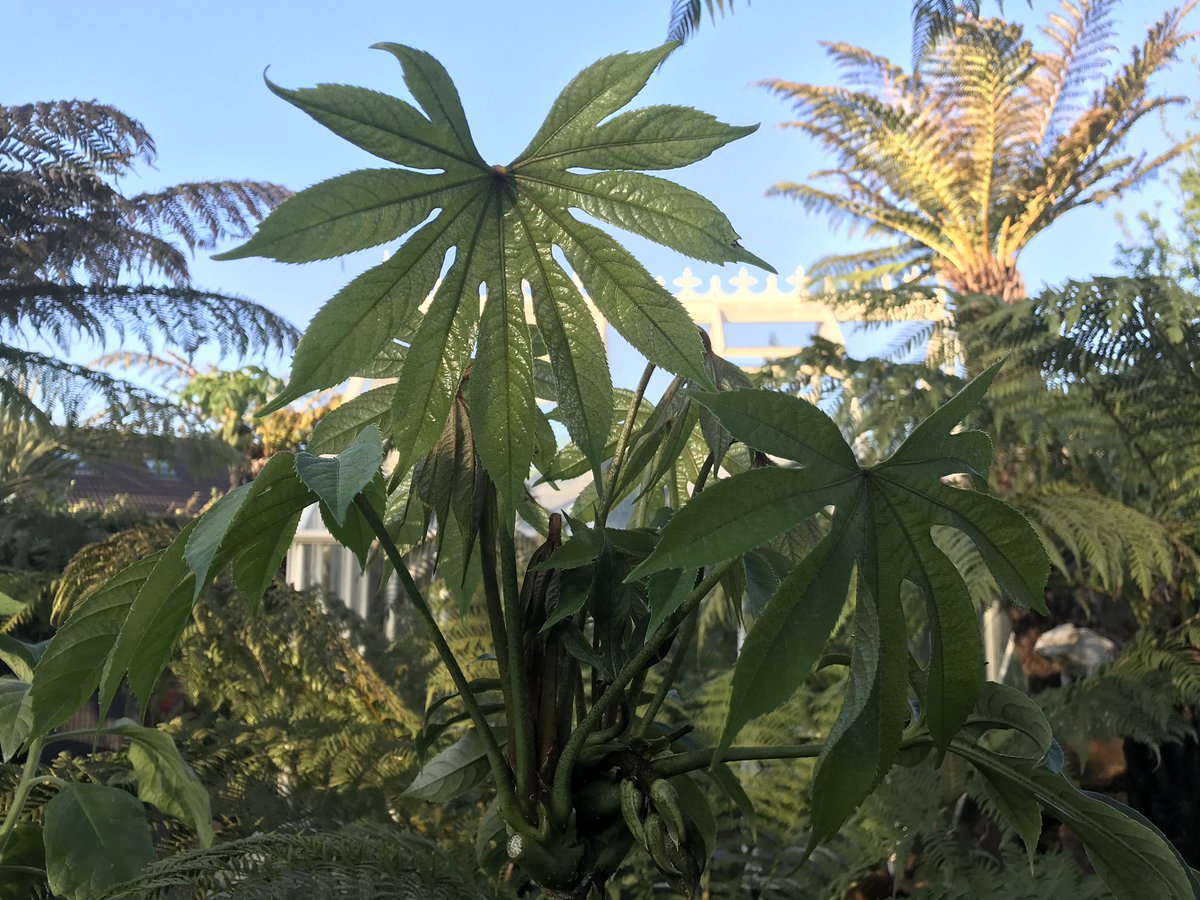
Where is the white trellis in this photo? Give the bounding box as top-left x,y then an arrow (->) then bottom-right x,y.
285,505 -> 398,638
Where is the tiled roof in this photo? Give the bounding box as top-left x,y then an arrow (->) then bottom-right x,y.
66,440 -> 230,516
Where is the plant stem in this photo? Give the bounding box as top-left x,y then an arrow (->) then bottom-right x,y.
636,607 -> 697,737
355,495 -> 520,820
636,455 -> 713,737
549,557 -> 737,826
495,492 -> 536,815
0,737 -> 43,855
598,362 -> 655,525
478,500 -> 516,768
653,742 -> 825,778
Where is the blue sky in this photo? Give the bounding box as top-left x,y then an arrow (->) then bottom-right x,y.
8,1 -> 1196,385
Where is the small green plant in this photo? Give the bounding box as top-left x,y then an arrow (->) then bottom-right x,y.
2,41 -> 1197,900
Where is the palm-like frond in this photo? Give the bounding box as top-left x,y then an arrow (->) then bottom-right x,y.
766,0 -> 1196,302
101,824 -> 492,899
1,99 -> 294,425
666,0 -> 740,43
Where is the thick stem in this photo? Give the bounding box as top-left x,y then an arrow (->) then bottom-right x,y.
598,362 -> 655,526
495,492 -> 536,813
0,737 -> 43,855
355,495 -> 521,820
550,558 -> 737,826
653,742 -> 825,778
478,518 -> 515,746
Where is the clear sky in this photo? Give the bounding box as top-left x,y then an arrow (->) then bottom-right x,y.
7,0 -> 1196,383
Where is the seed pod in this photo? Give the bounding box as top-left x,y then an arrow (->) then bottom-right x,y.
643,813 -> 682,877
619,778 -> 646,845
649,778 -> 686,841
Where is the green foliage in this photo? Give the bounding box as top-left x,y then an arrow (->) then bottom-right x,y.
5,35 -> 1196,900
639,366 -> 1047,784
0,99 -> 296,427
99,824 -> 494,899
42,783 -> 157,900
763,0 -> 1197,300
224,42 -> 762,505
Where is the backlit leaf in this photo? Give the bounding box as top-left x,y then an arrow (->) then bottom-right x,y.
224,42 -> 765,489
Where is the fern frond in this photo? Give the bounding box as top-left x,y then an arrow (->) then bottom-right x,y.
101,823 -> 492,899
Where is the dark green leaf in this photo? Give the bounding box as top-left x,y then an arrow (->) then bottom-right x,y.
967,681 -> 1055,763
295,423 -> 384,525
222,453 -> 314,604
43,783 -> 155,900
403,726 -> 504,802
632,467 -> 838,577
319,474 -> 386,570
0,633 -> 45,683
638,365 -> 1045,765
28,558 -> 156,737
0,823 -> 44,900
976,767 -> 1042,863
0,678 -> 32,761
960,744 -> 1195,900
99,521 -> 200,713
184,481 -> 252,601
808,575 -> 908,844
112,721 -> 213,846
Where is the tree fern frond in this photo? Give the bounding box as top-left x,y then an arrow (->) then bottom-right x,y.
666,0 -> 739,43
133,180 -> 290,254
101,823 -> 492,899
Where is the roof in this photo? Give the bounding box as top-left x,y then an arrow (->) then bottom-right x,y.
65,439 -> 230,516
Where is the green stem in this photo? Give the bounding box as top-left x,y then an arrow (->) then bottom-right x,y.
478,499 -> 516,775
0,737 -> 43,856
636,607 -> 698,737
653,742 -> 825,778
0,865 -> 46,876
598,362 -> 655,526
550,558 -> 737,826
355,495 -> 520,820
495,494 -> 536,814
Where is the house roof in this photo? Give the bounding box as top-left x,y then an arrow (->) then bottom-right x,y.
66,439 -> 230,516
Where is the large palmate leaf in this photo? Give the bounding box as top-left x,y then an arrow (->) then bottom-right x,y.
634,363 -> 1049,838
220,43 -> 768,505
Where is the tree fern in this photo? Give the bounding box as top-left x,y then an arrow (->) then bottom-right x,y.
1,99 -> 297,425
100,824 -> 495,899
763,0 -> 1197,301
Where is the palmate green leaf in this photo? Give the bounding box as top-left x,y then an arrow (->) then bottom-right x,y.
223,42 -> 767,508
112,721 -> 214,847
634,363 -> 1049,825
43,783 -> 156,900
